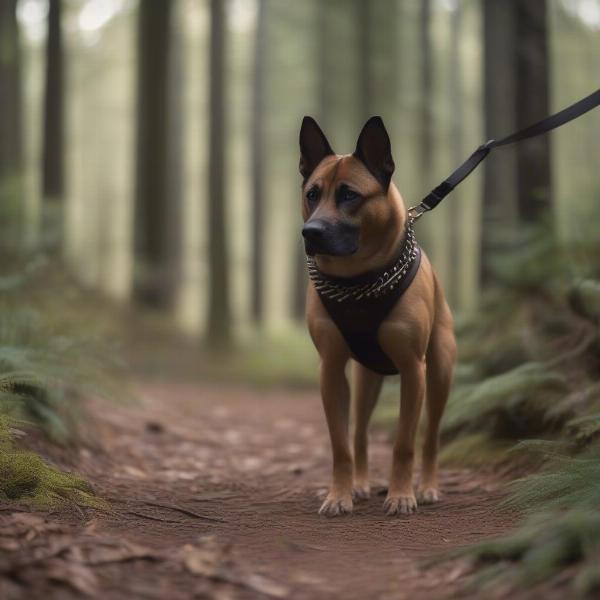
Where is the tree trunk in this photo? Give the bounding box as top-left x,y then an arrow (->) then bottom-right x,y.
481,0 -> 551,284
316,2 -> 332,129
134,0 -> 182,309
251,0 -> 267,324
42,0 -> 64,202
358,0 -> 372,120
206,0 -> 231,345
418,0 -> 433,181
0,0 -> 22,185
167,5 -> 185,308
448,0 -> 463,307
417,0 -> 435,255
0,0 -> 22,249
514,0 -> 551,222
481,0 -> 519,285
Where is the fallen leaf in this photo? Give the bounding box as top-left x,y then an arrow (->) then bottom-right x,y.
241,573 -> 289,599
72,539 -> 158,565
183,537 -> 226,578
46,558 -> 98,596
0,539 -> 20,551
119,465 -> 148,479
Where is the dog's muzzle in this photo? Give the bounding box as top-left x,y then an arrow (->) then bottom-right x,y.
302,218 -> 359,257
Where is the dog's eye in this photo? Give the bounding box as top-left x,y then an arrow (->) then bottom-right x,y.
306,188 -> 319,204
340,188 -> 360,203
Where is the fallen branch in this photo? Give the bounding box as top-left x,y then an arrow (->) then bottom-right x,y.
141,500 -> 226,523
125,511 -> 185,524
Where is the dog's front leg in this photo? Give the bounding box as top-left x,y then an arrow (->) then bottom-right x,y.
318,355 -> 354,516
384,358 -> 425,516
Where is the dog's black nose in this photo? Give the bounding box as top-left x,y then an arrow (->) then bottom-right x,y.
302,220 -> 327,245
302,218 -> 359,256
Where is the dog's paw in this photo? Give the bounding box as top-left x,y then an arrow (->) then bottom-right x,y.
352,482 -> 371,501
318,492 -> 353,517
383,494 -> 417,516
418,487 -> 440,505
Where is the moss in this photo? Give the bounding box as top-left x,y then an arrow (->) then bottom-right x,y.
0,419 -> 101,508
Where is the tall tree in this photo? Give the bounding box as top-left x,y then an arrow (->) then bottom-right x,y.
481,0 -> 551,283
292,0 -> 329,321
0,0 -> 22,188
418,0 -> 433,180
448,0 -> 463,307
206,0 -> 231,345
514,0 -> 551,222
0,0 -> 22,248
134,0 -> 182,308
358,0 -> 372,119
316,1 -> 333,130
371,0 -> 399,120
481,0 -> 518,284
250,0 -> 267,324
418,0 -> 434,253
42,0 -> 64,203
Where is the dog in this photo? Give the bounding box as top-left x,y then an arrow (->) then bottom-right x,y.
299,116 -> 456,517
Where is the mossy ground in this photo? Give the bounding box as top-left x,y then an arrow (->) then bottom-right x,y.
0,418 -> 102,508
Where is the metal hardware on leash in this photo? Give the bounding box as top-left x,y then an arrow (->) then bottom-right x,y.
407,204 -> 427,222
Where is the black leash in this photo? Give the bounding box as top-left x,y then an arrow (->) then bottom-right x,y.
409,87 -> 600,220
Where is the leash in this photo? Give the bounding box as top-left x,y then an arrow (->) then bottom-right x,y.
408,87 -> 600,221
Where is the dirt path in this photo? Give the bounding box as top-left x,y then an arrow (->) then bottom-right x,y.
2,383 -> 522,599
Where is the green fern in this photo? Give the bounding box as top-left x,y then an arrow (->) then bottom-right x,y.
0,284 -> 125,504
460,441 -> 600,596
0,304 -> 128,440
444,362 -> 568,438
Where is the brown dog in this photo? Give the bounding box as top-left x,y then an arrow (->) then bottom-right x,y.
299,116 -> 456,517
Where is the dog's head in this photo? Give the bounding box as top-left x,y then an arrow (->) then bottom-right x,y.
299,116 -> 398,259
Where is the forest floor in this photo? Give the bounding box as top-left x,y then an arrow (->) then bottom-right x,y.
1,381 -> 552,600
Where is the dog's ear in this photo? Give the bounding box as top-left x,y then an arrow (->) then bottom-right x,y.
353,116 -> 395,190
299,116 -> 334,181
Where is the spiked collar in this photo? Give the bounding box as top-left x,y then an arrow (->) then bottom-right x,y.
306,218 -> 419,303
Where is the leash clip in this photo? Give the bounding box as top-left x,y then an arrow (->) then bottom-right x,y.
408,203 -> 428,222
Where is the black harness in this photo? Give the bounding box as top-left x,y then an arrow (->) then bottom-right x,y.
307,220 -> 421,375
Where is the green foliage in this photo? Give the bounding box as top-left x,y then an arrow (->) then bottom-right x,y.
0,259 -> 126,506
503,441 -> 600,512
441,215 -> 600,459
488,222 -> 566,294
0,303 -> 127,441
567,410 -> 600,446
439,433 -> 512,468
463,442 -> 600,596
444,362 -> 568,438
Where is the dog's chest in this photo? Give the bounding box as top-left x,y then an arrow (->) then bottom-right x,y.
316,247 -> 422,375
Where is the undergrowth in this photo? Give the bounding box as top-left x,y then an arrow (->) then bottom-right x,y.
0,258 -> 125,507
462,438 -> 600,597
439,213 -> 600,595
441,218 -> 600,466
